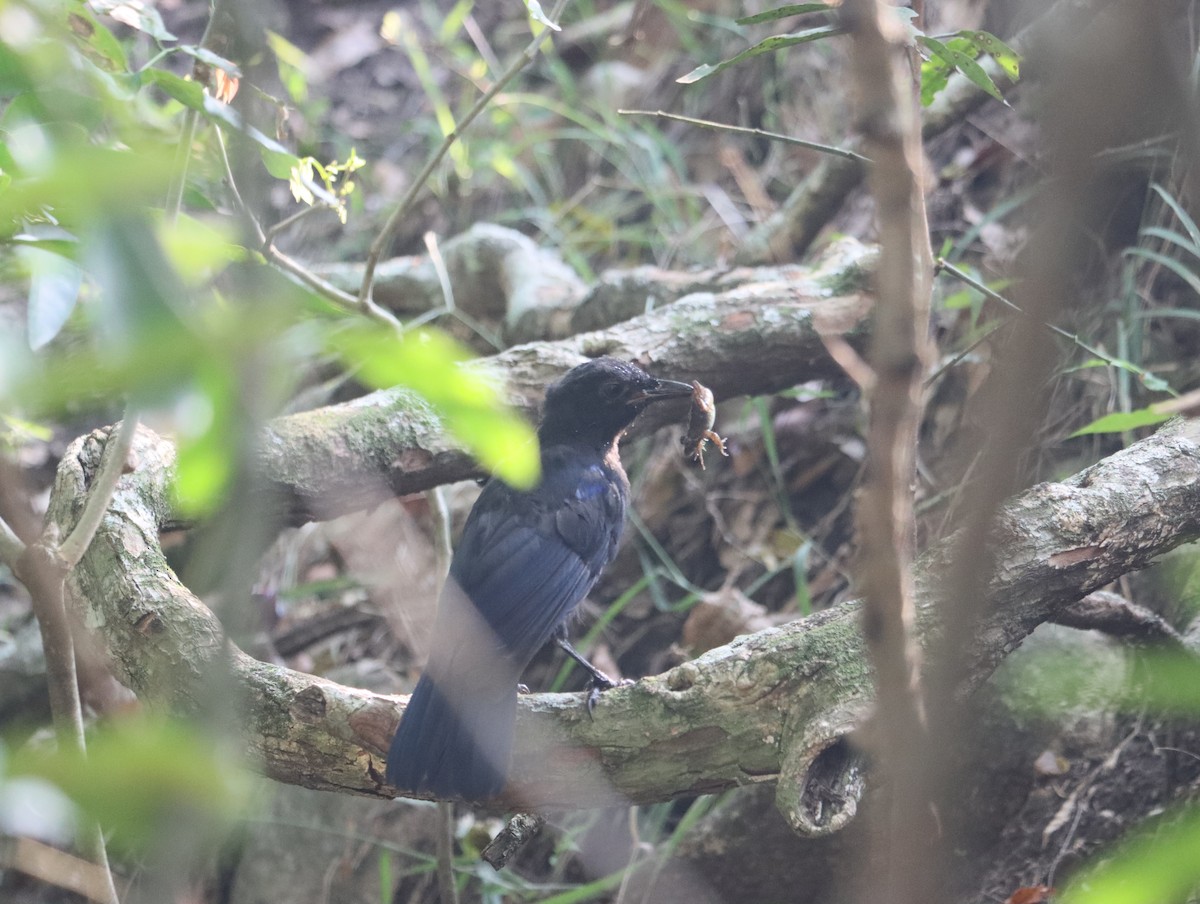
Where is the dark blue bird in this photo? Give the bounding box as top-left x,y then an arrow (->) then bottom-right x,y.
385,357 -> 693,800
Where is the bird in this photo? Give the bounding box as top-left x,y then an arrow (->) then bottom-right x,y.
385,357 -> 694,800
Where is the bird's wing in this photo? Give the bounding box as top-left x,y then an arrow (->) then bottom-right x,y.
443,459 -> 625,667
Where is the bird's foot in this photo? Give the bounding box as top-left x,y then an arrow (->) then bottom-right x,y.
516,683 -> 530,695
585,674 -> 635,715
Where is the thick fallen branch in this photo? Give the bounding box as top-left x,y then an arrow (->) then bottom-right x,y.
50,418 -> 1200,834
261,244 -> 876,524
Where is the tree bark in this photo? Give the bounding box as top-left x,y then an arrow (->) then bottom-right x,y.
48,407 -> 1200,832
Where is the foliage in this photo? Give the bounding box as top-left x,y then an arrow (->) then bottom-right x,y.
0,0 -> 539,521
0,0 -> 541,874
676,1 -> 1019,109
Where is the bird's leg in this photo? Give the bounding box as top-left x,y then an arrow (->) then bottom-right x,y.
552,625 -> 630,713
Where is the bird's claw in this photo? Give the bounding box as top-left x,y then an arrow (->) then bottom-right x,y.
516,683 -> 530,695
585,675 -> 635,716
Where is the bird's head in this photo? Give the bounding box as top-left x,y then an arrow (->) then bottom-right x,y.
538,357 -> 693,448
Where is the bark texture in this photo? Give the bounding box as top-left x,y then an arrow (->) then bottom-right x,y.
48,411 -> 1200,833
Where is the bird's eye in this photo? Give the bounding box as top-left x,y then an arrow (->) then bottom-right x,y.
600,382 -> 625,401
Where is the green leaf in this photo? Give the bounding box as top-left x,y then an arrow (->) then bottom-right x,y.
7,716 -> 248,851
139,69 -> 300,174
1150,183 -> 1200,250
140,66 -> 206,108
21,246 -> 84,350
1138,226 -> 1200,262
920,57 -> 952,107
1125,247 -> 1200,300
736,3 -> 837,25
1070,408 -> 1172,437
67,8 -> 128,72
89,0 -> 176,42
960,30 -> 1021,80
523,0 -> 561,32
677,26 -> 845,84
266,31 -> 310,105
0,144 -> 177,229
940,287 -> 981,310
1061,806 -> 1200,904
918,35 -> 1005,103
330,326 -> 540,488
171,368 -> 237,517
177,45 -> 243,78
156,212 -> 246,285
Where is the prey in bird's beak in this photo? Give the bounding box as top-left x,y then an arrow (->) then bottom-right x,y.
627,378 -> 695,405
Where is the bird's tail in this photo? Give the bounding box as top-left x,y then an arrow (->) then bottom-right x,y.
385,672 -> 517,800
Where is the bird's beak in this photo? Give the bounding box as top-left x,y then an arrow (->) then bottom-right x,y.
627,378 -> 695,405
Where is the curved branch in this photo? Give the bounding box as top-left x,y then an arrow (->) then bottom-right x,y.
260,259 -> 876,524
48,419 -> 1200,833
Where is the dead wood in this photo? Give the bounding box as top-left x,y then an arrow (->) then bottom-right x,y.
47,409 -> 1200,833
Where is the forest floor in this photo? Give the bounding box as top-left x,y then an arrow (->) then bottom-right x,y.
4,0 -> 1200,902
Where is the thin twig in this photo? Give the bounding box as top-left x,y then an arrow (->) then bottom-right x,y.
0,836 -> 119,904
165,110 -> 200,220
427,486 -> 460,904
265,204 -> 321,245
618,109 -> 871,163
935,258 -> 1179,396
18,538 -> 120,904
419,231 -> 505,348
359,0 -> 571,306
58,415 -> 139,568
214,127 -> 405,330
843,0 -> 935,902
214,127 -> 268,246
0,513 -> 24,571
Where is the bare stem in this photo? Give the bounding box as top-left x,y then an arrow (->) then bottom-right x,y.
58,414 -> 139,568
214,127 -> 405,330
843,0 -> 935,900
0,513 -> 24,571
618,109 -> 870,163
359,1 -> 571,306
17,540 -> 120,904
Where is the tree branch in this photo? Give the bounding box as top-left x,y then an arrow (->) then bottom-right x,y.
49,415 -> 1200,832
842,0 -> 935,898
58,414 -> 138,568
257,270 -> 875,524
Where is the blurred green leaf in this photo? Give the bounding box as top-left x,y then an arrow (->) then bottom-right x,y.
523,0 -> 561,33
171,366 -> 237,517
7,717 -> 248,851
737,4 -> 837,25
0,412 -> 53,446
1061,806 -> 1200,904
1017,647 -> 1200,718
677,26 -> 845,85
266,31 -> 309,104
1070,408 -> 1172,437
156,212 -> 246,285
140,66 -> 205,108
139,69 -> 300,178
21,245 -> 84,349
0,143 -> 177,225
89,0 -> 176,42
330,325 -> 540,488
67,8 -> 128,72
177,45 -> 243,78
